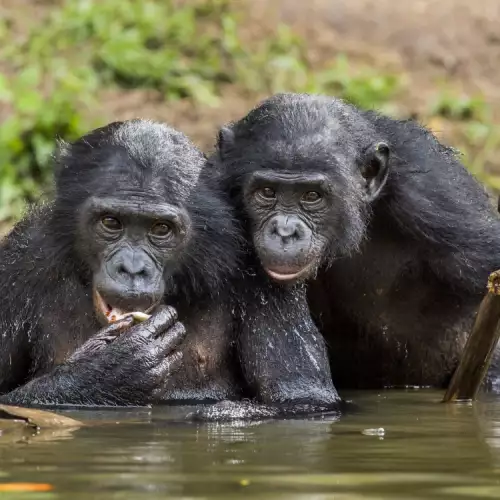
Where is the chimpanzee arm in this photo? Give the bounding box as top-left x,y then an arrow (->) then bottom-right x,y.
187,399 -> 342,422
187,278 -> 341,422
237,278 -> 340,406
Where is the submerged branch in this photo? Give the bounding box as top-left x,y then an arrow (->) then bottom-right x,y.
443,270 -> 500,403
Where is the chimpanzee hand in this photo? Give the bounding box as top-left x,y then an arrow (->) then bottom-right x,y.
67,318 -> 137,363
0,306 -> 186,407
62,305 -> 186,406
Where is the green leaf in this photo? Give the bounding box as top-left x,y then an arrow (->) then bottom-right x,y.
16,90 -> 44,114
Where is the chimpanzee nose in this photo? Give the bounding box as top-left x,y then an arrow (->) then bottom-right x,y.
117,252 -> 148,277
270,215 -> 302,243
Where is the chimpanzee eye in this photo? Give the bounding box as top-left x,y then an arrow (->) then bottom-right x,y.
100,216 -> 122,232
150,222 -> 173,238
302,191 -> 322,203
259,187 -> 276,199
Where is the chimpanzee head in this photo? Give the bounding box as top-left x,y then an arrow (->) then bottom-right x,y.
216,93 -> 390,284
52,119 -> 234,324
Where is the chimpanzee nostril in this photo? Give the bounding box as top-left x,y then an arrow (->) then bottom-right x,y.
118,264 -> 145,277
117,256 -> 148,277
270,215 -> 302,243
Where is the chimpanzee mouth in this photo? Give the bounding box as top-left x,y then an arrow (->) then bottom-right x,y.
93,288 -> 158,325
264,262 -> 315,283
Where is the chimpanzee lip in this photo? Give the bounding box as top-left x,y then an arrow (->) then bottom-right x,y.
264,262 -> 314,282
93,288 -> 158,324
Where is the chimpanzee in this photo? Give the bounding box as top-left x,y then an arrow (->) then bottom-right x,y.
213,92 -> 500,390
0,118 -> 339,418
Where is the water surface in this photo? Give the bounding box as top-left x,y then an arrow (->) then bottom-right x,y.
1,390 -> 500,499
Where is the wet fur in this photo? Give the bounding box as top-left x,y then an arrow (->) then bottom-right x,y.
0,120 -> 242,405
213,93 -> 500,390
0,118 -> 341,420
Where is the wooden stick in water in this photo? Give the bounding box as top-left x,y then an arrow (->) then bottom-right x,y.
443,270 -> 500,402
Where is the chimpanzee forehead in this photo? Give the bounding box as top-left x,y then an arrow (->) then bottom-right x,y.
57,120 -> 205,205
232,94 -> 378,162
249,170 -> 330,185
78,145 -> 201,204
237,94 -> 355,136
237,136 -> 358,176
85,195 -> 189,224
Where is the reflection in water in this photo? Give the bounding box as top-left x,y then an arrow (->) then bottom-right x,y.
1,391 -> 500,499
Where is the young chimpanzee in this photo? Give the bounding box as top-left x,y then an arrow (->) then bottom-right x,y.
0,119 -> 339,418
214,92 -> 500,390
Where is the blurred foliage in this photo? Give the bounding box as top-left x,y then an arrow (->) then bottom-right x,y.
428,90 -> 500,191
0,0 -> 403,224
430,91 -> 488,121
1,0 -> 499,227
0,67 -> 94,221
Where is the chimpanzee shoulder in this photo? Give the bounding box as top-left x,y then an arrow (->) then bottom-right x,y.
359,109 -> 500,293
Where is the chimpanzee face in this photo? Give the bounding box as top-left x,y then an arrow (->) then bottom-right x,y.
243,170 -> 335,282
79,194 -> 191,324
54,120 -> 205,324
217,94 -> 391,285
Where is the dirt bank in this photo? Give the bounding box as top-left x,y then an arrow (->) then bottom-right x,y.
2,0 -> 499,150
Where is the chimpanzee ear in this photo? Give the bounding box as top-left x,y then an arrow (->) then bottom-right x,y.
360,141 -> 390,202
216,125 -> 235,160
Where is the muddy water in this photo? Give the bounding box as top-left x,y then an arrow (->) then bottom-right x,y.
1,390 -> 500,499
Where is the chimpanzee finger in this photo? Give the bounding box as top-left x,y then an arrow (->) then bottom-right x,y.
159,350 -> 183,375
151,351 -> 184,399
68,316 -> 135,362
153,322 -> 186,356
120,305 -> 178,341
100,316 -> 135,337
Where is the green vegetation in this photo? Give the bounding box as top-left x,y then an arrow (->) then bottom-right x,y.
0,67 -> 93,221
430,91 -> 488,121
0,0 -> 498,227
429,90 -> 500,190
0,0 -> 404,224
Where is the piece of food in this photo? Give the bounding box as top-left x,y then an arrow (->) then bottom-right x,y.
93,288 -> 154,325
113,311 -> 151,323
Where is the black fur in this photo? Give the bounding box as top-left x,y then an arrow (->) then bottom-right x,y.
0,118 -> 341,421
0,120 -> 242,406
213,92 -> 500,390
